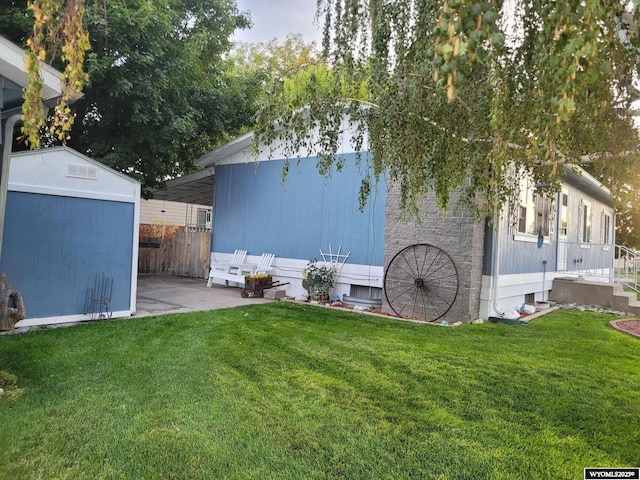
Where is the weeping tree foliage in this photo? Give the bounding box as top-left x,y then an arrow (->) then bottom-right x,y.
254,0 -> 640,217
68,0 -> 251,193
224,34 -> 322,139
22,0 -> 90,148
5,0 -> 252,194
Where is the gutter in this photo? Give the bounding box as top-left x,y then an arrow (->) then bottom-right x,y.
0,113 -> 22,261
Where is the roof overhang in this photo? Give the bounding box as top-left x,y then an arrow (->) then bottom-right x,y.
563,164 -> 614,207
196,132 -> 253,167
152,132 -> 254,207
0,35 -> 82,119
151,167 -> 215,206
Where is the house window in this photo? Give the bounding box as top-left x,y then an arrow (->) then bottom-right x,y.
197,209 -> 211,229
535,196 -> 551,237
559,192 -> 568,236
602,211 -> 612,245
580,201 -> 592,244
515,177 -> 551,238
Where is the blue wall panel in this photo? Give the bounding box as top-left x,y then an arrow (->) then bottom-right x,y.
494,186 -> 613,275
213,154 -> 385,266
1,192 -> 134,318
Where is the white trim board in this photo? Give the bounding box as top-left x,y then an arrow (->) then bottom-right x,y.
15,310 -> 132,328
8,183 -> 137,203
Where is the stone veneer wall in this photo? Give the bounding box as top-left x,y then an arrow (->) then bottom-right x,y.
383,182 -> 486,323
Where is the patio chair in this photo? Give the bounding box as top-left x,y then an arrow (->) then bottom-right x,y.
237,253 -> 275,276
207,249 -> 247,287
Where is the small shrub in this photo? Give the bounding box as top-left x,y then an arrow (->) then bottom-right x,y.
0,370 -> 24,403
302,259 -> 338,302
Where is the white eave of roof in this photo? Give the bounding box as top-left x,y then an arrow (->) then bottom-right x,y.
0,35 -> 80,104
565,164 -> 611,194
563,164 -> 614,206
195,131 -> 254,167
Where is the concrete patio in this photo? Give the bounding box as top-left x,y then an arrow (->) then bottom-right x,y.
135,274 -> 273,318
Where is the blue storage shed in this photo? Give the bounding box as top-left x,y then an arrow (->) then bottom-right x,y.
2,147 -> 140,327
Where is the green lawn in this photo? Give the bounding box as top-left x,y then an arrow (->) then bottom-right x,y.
0,304 -> 638,480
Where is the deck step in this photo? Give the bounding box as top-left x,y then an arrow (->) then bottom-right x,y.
551,278 -> 640,315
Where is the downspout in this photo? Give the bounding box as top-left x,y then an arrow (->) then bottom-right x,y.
491,205 -> 503,316
610,211 -> 616,284
0,113 -> 22,262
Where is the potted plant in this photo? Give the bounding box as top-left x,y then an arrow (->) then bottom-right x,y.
243,271 -> 273,297
302,259 -> 337,303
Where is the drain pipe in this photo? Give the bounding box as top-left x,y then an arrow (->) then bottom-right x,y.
0,114 -> 23,262
491,206 -> 504,317
542,259 -> 547,301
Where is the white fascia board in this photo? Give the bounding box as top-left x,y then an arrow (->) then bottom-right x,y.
0,35 -> 64,102
164,167 -> 215,187
563,164 -> 612,197
195,132 -> 254,167
197,118 -> 371,168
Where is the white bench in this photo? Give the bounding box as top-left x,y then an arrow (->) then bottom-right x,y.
207,252 -> 275,287
207,249 -> 246,287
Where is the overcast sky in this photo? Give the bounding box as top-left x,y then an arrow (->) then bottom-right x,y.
233,0 -> 323,45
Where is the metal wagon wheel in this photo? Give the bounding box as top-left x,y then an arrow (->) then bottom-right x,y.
384,243 -> 459,321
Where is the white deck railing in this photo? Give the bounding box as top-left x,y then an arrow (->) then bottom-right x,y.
555,241 -> 639,293
614,244 -> 640,293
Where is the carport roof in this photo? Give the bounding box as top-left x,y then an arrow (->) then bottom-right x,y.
150,132 -> 254,207
151,167 -> 215,206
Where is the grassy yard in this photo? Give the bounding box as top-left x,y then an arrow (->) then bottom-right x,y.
0,304 -> 638,480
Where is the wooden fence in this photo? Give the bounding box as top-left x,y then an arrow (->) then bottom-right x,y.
138,232 -> 210,279
172,231 -> 211,278
138,237 -> 173,275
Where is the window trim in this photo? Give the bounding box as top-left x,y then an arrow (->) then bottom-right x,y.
559,189 -> 569,237
513,176 -> 552,243
196,208 -> 212,228
601,210 -> 612,251
580,200 -> 592,245
513,232 -> 551,244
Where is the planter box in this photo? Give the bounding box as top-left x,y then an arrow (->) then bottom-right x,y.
242,276 -> 273,298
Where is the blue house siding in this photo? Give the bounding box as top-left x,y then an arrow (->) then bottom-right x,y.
491,183 -> 613,276
497,221 -> 558,276
1,192 -> 134,319
213,154 -> 385,266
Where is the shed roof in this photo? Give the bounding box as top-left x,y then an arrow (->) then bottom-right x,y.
10,147 -> 140,203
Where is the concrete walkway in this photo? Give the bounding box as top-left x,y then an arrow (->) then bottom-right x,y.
135,274 -> 273,318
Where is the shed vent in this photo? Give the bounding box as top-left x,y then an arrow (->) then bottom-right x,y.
67,163 -> 98,180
